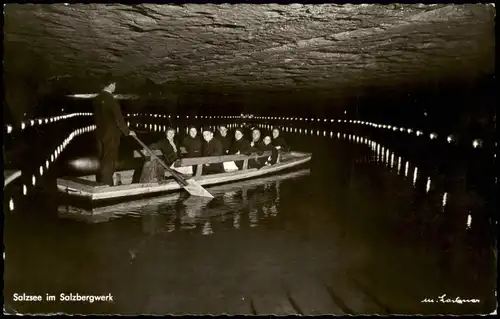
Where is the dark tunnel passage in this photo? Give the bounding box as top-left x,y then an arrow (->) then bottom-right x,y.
2,3 -> 497,316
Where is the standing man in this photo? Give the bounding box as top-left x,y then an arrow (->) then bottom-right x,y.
92,74 -> 135,186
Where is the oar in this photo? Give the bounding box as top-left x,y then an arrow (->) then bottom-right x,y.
131,135 -> 214,198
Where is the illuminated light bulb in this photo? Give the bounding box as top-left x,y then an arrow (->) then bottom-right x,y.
39,166 -> 43,176
400,127 -> 404,132
447,135 -> 456,143
23,185 -> 27,195
416,130 -> 423,136
442,192 -> 448,209
393,127 -> 398,131
51,154 -> 54,162
472,139 -> 483,148
390,153 -> 394,167
38,119 -> 43,125
407,128 -> 413,134
32,175 -> 36,186
413,167 -> 418,185
330,131 -> 333,138
46,160 -> 49,169
31,120 -> 35,125
127,122 -> 130,127
397,157 -> 402,174
45,119 -> 48,124
317,130 -> 320,136
404,161 -> 409,177
21,122 -> 26,130
323,130 -> 326,136
426,177 -> 431,193
466,213 -> 472,229
430,133 -> 438,140
6,125 -> 12,134
343,133 -> 346,138
9,198 -> 14,211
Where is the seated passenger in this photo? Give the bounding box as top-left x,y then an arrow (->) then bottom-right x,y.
216,125 -> 232,154
271,128 -> 289,152
262,136 -> 279,166
249,128 -> 265,152
201,128 -> 224,174
181,125 -> 202,175
181,126 -> 202,158
230,127 -> 252,170
135,127 -> 180,183
249,128 -> 266,169
149,127 -> 180,166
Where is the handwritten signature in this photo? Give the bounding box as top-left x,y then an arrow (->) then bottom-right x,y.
422,294 -> 480,304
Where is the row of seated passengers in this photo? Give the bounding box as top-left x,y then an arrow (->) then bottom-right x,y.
138,125 -> 289,178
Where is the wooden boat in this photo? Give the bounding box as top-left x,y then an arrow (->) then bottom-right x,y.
57,150 -> 312,203
57,168 -> 311,223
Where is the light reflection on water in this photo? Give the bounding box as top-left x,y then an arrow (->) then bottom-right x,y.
58,169 -> 309,237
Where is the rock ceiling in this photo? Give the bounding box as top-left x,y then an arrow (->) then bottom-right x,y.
3,3 -> 496,96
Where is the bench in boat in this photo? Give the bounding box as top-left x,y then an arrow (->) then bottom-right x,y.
57,151 -> 312,202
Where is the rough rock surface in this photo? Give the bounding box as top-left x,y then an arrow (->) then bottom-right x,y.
4,3 -> 495,93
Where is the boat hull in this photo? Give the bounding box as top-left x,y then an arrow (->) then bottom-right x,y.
57,151 -> 311,203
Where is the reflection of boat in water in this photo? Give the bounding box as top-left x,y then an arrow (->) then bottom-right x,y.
57,169 -> 311,228
56,151 -> 311,203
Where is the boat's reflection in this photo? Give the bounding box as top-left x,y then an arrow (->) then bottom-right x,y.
58,169 -> 310,237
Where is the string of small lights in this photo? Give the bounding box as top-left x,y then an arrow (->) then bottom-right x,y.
4,111 -> 486,149
8,124 -> 97,213
127,113 -> 485,148
4,112 -> 93,134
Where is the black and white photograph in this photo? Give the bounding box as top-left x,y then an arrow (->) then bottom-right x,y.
2,2 -> 496,315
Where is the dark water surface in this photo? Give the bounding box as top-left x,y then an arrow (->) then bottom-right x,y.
3,131 -> 496,315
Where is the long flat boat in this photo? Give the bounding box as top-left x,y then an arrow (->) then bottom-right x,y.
57,151 -> 311,203
57,168 -> 311,223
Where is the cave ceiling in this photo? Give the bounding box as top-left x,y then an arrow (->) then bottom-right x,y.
3,3 -> 496,98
